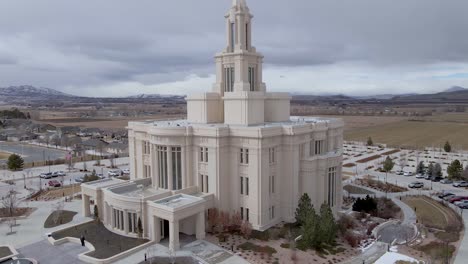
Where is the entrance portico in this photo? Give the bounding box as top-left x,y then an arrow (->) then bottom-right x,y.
148,194 -> 206,251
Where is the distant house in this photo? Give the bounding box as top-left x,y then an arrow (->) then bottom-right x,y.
81,128 -> 102,137
106,142 -> 128,155
82,138 -> 109,154
57,126 -> 80,136
6,131 -> 38,142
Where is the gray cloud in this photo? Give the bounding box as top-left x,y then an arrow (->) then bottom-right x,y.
1,0 -> 468,96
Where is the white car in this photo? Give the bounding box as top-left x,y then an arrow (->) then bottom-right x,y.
454,199 -> 468,206
415,174 -> 425,179
122,169 -> 130,175
108,170 -> 121,177
403,172 -> 413,177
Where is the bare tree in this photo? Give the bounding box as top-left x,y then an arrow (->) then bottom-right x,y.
398,155 -> 407,172
1,188 -> 20,218
52,200 -> 65,225
60,135 -> 70,149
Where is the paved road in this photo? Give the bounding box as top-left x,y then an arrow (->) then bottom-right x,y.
0,142 -> 67,164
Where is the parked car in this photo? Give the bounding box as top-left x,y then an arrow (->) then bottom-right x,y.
56,171 -> 66,176
122,169 -> 130,175
440,179 -> 453,184
40,172 -> 53,179
75,177 -> 84,183
449,196 -> 468,203
51,171 -> 60,178
408,182 -> 424,189
454,199 -> 468,206
452,181 -> 465,187
396,171 -> 404,175
457,200 -> 468,208
453,181 -> 468,187
416,174 -> 425,179
424,175 -> 432,180
443,194 -> 457,201
108,170 -> 121,177
438,192 -> 454,199
431,176 -> 443,182
48,180 -> 61,187
403,172 -> 413,177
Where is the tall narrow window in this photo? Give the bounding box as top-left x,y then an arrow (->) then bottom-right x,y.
328,167 -> 337,206
245,23 -> 249,48
246,208 -> 249,222
248,67 -> 255,91
224,67 -> 235,92
171,147 -> 182,190
240,177 -> 244,195
269,175 -> 275,194
240,207 -> 244,220
230,22 -> 235,51
200,174 -> 209,193
240,148 -> 249,164
200,147 -> 208,162
157,146 -> 168,189
246,177 -> 249,196
269,147 -> 275,164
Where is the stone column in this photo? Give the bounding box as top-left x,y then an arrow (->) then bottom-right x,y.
196,212 -> 206,240
111,207 -> 115,228
154,216 -> 161,242
124,210 -> 129,234
181,146 -> 186,189
169,220 -> 179,251
82,194 -> 91,217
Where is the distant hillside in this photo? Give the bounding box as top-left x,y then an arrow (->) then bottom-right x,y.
443,86 -> 467,93
392,89 -> 468,102
0,85 -> 73,98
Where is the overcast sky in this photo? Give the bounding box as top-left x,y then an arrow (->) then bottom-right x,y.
1,0 -> 468,97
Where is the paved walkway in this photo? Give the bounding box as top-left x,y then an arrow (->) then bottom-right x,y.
18,239 -> 87,264
1,200 -> 90,248
113,239 -> 249,264
342,241 -> 388,264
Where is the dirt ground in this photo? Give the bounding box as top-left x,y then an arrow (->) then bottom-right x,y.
32,184 -> 81,201
0,151 -> 10,160
205,233 -> 358,264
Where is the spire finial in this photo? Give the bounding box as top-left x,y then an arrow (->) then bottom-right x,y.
232,0 -> 247,7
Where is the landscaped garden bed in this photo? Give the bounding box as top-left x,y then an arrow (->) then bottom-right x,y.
52,221 -> 149,259
343,185 -> 375,195
355,177 -> 408,193
356,155 -> 381,163
402,195 -> 463,263
44,210 -> 77,228
0,246 -> 13,258
0,208 -> 35,218
381,149 -> 400,156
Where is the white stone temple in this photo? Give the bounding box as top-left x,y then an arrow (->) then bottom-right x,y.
81,0 -> 343,252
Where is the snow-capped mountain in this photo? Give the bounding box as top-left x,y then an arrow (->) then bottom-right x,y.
0,85 -> 73,98
127,93 -> 185,99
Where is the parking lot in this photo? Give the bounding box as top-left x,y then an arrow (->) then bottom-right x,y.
343,142 -> 468,196
0,157 -> 130,199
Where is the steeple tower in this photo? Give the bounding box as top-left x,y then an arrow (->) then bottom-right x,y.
186,0 -> 291,126
214,0 -> 265,95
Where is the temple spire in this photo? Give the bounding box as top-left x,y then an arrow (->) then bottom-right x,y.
232,0 -> 247,8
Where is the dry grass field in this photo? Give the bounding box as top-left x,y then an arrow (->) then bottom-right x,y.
37,114 -> 185,129
0,151 -> 10,160
340,113 -> 468,149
